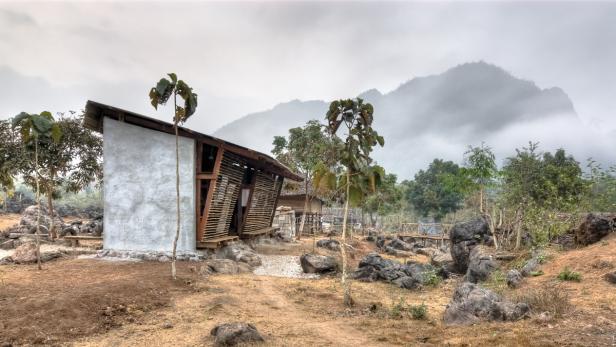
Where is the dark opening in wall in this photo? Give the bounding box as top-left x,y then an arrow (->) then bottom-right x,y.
201,144 -> 218,172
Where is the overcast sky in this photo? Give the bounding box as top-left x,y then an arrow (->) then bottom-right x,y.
1,1 -> 615,145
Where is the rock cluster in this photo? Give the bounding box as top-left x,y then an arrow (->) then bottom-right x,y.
352,253 -> 441,290
443,282 -> 529,325
3,242 -> 64,264
199,259 -> 252,275
96,249 -> 207,262
464,245 -> 498,283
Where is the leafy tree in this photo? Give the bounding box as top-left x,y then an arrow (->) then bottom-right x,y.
362,173 -> 403,227
501,143 -> 588,248
464,143 -> 497,213
272,120 -> 341,239
586,159 -> 616,212
0,120 -> 19,210
12,111 -> 62,270
319,98 -> 384,306
149,73 -> 198,280
406,159 -> 466,221
15,112 -> 102,238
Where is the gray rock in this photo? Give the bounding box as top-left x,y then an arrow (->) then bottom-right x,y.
443,282 -> 529,325
464,245 -> 498,283
520,254 -> 541,277
507,269 -> 523,288
158,255 -> 170,262
416,247 -> 438,257
0,239 -> 14,250
299,253 -> 337,273
431,250 -> 454,267
352,253 -> 440,289
210,322 -> 264,346
449,217 -> 492,273
316,239 -> 340,251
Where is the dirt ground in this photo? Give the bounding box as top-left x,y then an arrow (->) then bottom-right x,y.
1,224 -> 615,346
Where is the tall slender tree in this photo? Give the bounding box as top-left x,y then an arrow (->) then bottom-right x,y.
321,98 -> 384,306
149,73 -> 198,279
464,142 -> 497,213
12,112 -> 62,270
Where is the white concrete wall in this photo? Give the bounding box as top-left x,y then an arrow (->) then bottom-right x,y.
103,118 -> 196,252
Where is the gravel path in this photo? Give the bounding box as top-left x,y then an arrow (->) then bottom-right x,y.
253,254 -> 319,279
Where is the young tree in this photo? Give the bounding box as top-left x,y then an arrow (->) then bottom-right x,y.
464,143 -> 497,213
12,112 -> 62,270
149,73 -> 198,279
362,173 -> 403,227
15,112 -> 103,238
406,159 -> 466,221
322,98 -> 384,306
272,120 -> 341,239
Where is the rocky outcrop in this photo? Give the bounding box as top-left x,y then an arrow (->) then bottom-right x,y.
15,205 -> 63,234
443,282 -> 529,325
574,214 -> 615,246
316,239 -> 340,252
353,253 -> 440,290
216,242 -> 261,267
431,250 -> 454,267
210,322 -> 264,346
464,246 -> 498,283
299,254 -> 337,273
449,217 -> 492,273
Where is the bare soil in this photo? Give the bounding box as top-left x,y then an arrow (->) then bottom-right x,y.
0,219 -> 615,346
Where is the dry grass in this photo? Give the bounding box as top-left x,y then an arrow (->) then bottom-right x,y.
514,285 -> 572,318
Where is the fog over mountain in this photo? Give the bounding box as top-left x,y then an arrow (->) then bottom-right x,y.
215,62 -> 613,178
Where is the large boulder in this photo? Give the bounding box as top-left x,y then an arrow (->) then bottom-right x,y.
18,205 -> 63,234
210,322 -> 264,346
443,282 -> 529,325
216,242 -> 262,267
464,246 -> 498,283
449,217 -> 492,273
299,254 -> 337,273
574,214 -> 615,246
316,239 -> 340,252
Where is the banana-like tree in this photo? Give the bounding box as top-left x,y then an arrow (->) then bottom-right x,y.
149,73 -> 198,279
316,98 -> 384,306
12,111 -> 62,270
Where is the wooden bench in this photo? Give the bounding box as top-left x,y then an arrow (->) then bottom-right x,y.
241,227 -> 278,238
197,235 -> 238,249
63,235 -> 103,248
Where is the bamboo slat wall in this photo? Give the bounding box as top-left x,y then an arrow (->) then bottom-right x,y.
201,153 -> 244,241
243,172 -> 281,233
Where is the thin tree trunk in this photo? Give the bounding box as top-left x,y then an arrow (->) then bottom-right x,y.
341,168 -> 352,306
35,140 -> 42,270
514,206 -> 523,250
297,176 -> 309,240
46,186 -> 57,240
171,96 -> 180,280
479,186 -> 484,214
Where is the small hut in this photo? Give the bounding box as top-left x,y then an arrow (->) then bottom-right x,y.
84,100 -> 302,251
276,194 -> 324,234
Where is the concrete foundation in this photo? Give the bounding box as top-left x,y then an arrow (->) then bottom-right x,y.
102,118 -> 196,252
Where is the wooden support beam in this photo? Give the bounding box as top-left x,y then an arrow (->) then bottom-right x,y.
197,147 -> 225,243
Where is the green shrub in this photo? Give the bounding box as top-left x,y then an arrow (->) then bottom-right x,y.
530,270 -> 544,277
421,269 -> 441,286
409,303 -> 427,320
390,297 -> 406,319
557,267 -> 581,282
